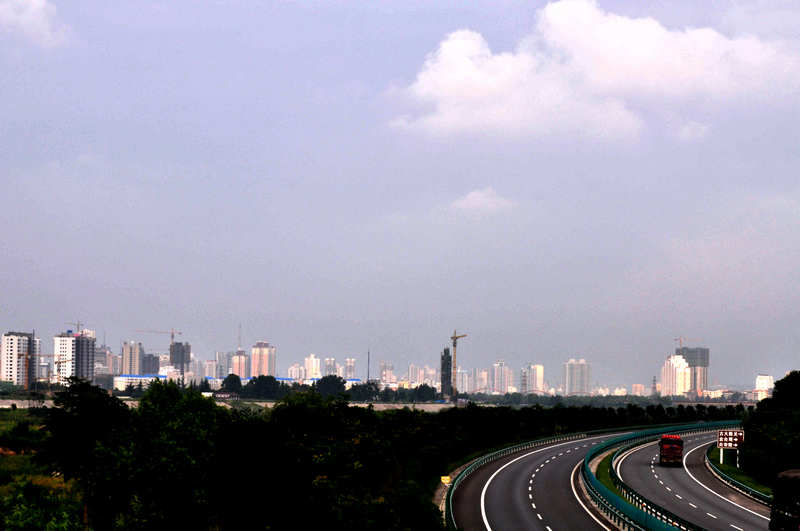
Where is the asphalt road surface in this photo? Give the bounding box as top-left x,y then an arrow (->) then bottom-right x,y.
616,433 -> 770,531
452,432 -> 623,530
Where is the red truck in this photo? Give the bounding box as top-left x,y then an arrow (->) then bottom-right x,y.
659,434 -> 684,466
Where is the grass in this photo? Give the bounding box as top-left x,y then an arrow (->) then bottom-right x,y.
595,450 -> 631,502
708,446 -> 772,497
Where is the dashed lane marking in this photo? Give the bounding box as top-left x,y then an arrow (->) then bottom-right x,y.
689,503 -> 697,509
707,513 -> 717,519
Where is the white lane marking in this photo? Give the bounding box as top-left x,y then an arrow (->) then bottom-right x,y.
532,502 -> 536,509
570,460 -> 611,531
529,494 -> 532,499
689,503 -> 697,508
615,439 -> 658,482
529,486 -> 532,491
546,527 -> 552,531
730,525 -> 743,531
654,474 -> 658,479
666,487 -> 672,492
683,440 -> 769,522
659,480 -> 663,485
676,495 -> 682,499
707,512 -> 717,519
537,513 -> 542,520
479,433 -> 621,531
530,479 -> 533,484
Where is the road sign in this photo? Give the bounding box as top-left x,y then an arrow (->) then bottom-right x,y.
718,429 -> 744,449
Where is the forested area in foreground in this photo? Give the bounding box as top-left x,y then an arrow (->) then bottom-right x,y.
0,380 -> 744,530
741,371 -> 800,487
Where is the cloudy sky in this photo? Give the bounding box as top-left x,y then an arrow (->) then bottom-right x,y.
2,0 -> 798,388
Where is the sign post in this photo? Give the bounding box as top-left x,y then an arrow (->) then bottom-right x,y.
717,429 -> 745,468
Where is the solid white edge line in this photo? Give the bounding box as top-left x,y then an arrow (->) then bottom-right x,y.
481,434 -> 610,531
570,459 -> 611,531
683,440 -> 769,522
479,434 -> 615,531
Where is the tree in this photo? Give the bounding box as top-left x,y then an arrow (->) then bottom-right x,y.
348,381 -> 380,402
315,375 -> 346,398
198,378 -> 211,392
221,373 -> 242,393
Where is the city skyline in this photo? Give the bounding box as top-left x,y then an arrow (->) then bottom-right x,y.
2,0 -> 799,387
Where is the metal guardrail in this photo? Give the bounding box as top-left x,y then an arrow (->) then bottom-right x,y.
444,421 -> 725,530
581,421 -> 741,531
445,432 -> 586,530
704,444 -> 773,506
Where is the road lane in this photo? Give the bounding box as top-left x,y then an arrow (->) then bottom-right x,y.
453,433 -> 620,530
618,433 -> 769,531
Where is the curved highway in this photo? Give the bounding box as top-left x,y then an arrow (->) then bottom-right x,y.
452,433 -> 622,530
616,432 -> 770,531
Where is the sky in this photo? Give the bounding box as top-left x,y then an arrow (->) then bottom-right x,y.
1,0 -> 799,388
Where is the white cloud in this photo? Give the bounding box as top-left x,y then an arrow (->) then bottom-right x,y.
0,0 -> 69,48
450,187 -> 514,213
395,0 -> 800,140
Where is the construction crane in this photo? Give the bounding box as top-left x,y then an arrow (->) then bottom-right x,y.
65,321 -> 84,333
135,328 -> 183,345
450,330 -> 467,399
673,337 -> 701,349
135,329 -> 184,384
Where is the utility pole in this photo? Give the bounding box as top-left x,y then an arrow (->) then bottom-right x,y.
367,349 -> 371,383
450,330 -> 467,399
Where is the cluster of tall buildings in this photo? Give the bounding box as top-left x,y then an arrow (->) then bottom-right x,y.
1,329 -> 96,388
285,354 -> 357,382
659,346 -> 710,397
436,349 -> 594,396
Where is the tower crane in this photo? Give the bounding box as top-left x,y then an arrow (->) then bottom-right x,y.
450,330 -> 467,399
135,328 -> 182,345
135,329 -> 184,385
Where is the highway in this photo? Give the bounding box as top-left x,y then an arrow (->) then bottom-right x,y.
616,433 -> 771,531
452,433 -> 622,530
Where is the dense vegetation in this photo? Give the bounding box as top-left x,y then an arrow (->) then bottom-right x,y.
741,371 -> 800,487
0,379 -> 742,529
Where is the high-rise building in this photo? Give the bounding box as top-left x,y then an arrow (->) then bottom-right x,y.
288,363 -> 306,381
378,360 -> 395,384
631,383 -> 646,396
231,351 -> 249,379
660,354 -> 691,396
54,331 -> 95,385
304,354 -> 321,379
1,332 -> 35,387
675,347 -> 710,397
440,348 -> 452,396
215,351 -> 233,378
473,368 -> 489,394
563,358 -> 591,396
251,341 -> 276,377
520,363 -> 544,394
344,358 -> 356,379
202,359 -> 218,379
324,357 -> 337,376
122,341 -> 145,375
491,360 -> 512,394
170,342 -> 191,373
141,353 -> 160,374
